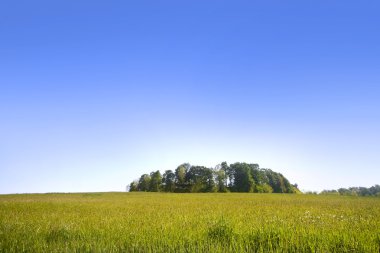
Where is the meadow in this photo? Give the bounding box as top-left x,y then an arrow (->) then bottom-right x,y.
0,192 -> 379,252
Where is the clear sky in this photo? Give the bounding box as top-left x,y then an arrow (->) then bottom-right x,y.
1,1 -> 379,194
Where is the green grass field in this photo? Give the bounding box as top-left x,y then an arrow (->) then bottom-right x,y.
0,193 -> 379,252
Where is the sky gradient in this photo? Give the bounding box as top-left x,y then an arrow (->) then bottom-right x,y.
1,1 -> 379,193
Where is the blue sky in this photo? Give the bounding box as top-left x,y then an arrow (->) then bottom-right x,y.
1,1 -> 379,193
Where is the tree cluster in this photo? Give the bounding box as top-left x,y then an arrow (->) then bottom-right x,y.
320,185 -> 380,197
129,162 -> 299,193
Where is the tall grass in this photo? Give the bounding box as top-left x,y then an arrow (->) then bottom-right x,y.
0,193 -> 379,252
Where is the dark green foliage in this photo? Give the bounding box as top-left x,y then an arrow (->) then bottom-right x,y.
149,170 -> 162,192
128,181 -> 138,192
137,174 -> 151,192
174,163 -> 190,192
129,162 -> 299,193
215,169 -> 228,192
186,166 -> 216,192
231,163 -> 255,192
320,185 -> 380,197
162,170 -> 176,192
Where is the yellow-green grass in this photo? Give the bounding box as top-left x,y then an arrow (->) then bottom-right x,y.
0,192 -> 379,252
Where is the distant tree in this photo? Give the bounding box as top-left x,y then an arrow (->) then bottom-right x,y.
129,162 -> 377,196
282,175 -> 294,193
202,167 -> 217,192
262,183 -> 274,193
185,166 -> 216,192
129,181 -> 138,192
220,162 -> 232,188
175,163 -> 191,192
129,162 -> 299,194
250,164 -> 260,185
175,164 -> 189,184
138,174 -> 151,192
338,188 -> 351,196
215,168 -> 228,192
321,185 -> 380,197
369,185 -> 380,196
149,170 -> 162,192
266,170 -> 290,193
255,183 -> 273,193
231,163 -> 254,192
162,170 -> 176,192
186,166 -> 203,192
320,189 -> 339,195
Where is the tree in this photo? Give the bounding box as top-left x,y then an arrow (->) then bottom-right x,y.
186,166 -> 216,192
175,164 -> 189,184
129,181 -> 138,192
230,163 -> 254,192
266,170 -> 290,193
215,167 -> 228,192
321,185 -> 380,196
149,170 -> 162,192
175,163 -> 191,192
338,188 -> 351,195
138,174 -> 151,192
369,185 -> 380,196
130,162 -> 298,194
221,162 -> 233,188
262,184 -> 273,193
202,167 -> 216,192
249,164 -> 260,184
162,170 -> 176,192
320,189 -> 339,195
186,166 -> 203,192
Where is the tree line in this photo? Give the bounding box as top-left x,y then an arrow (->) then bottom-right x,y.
320,185 -> 380,197
128,162 -> 300,193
